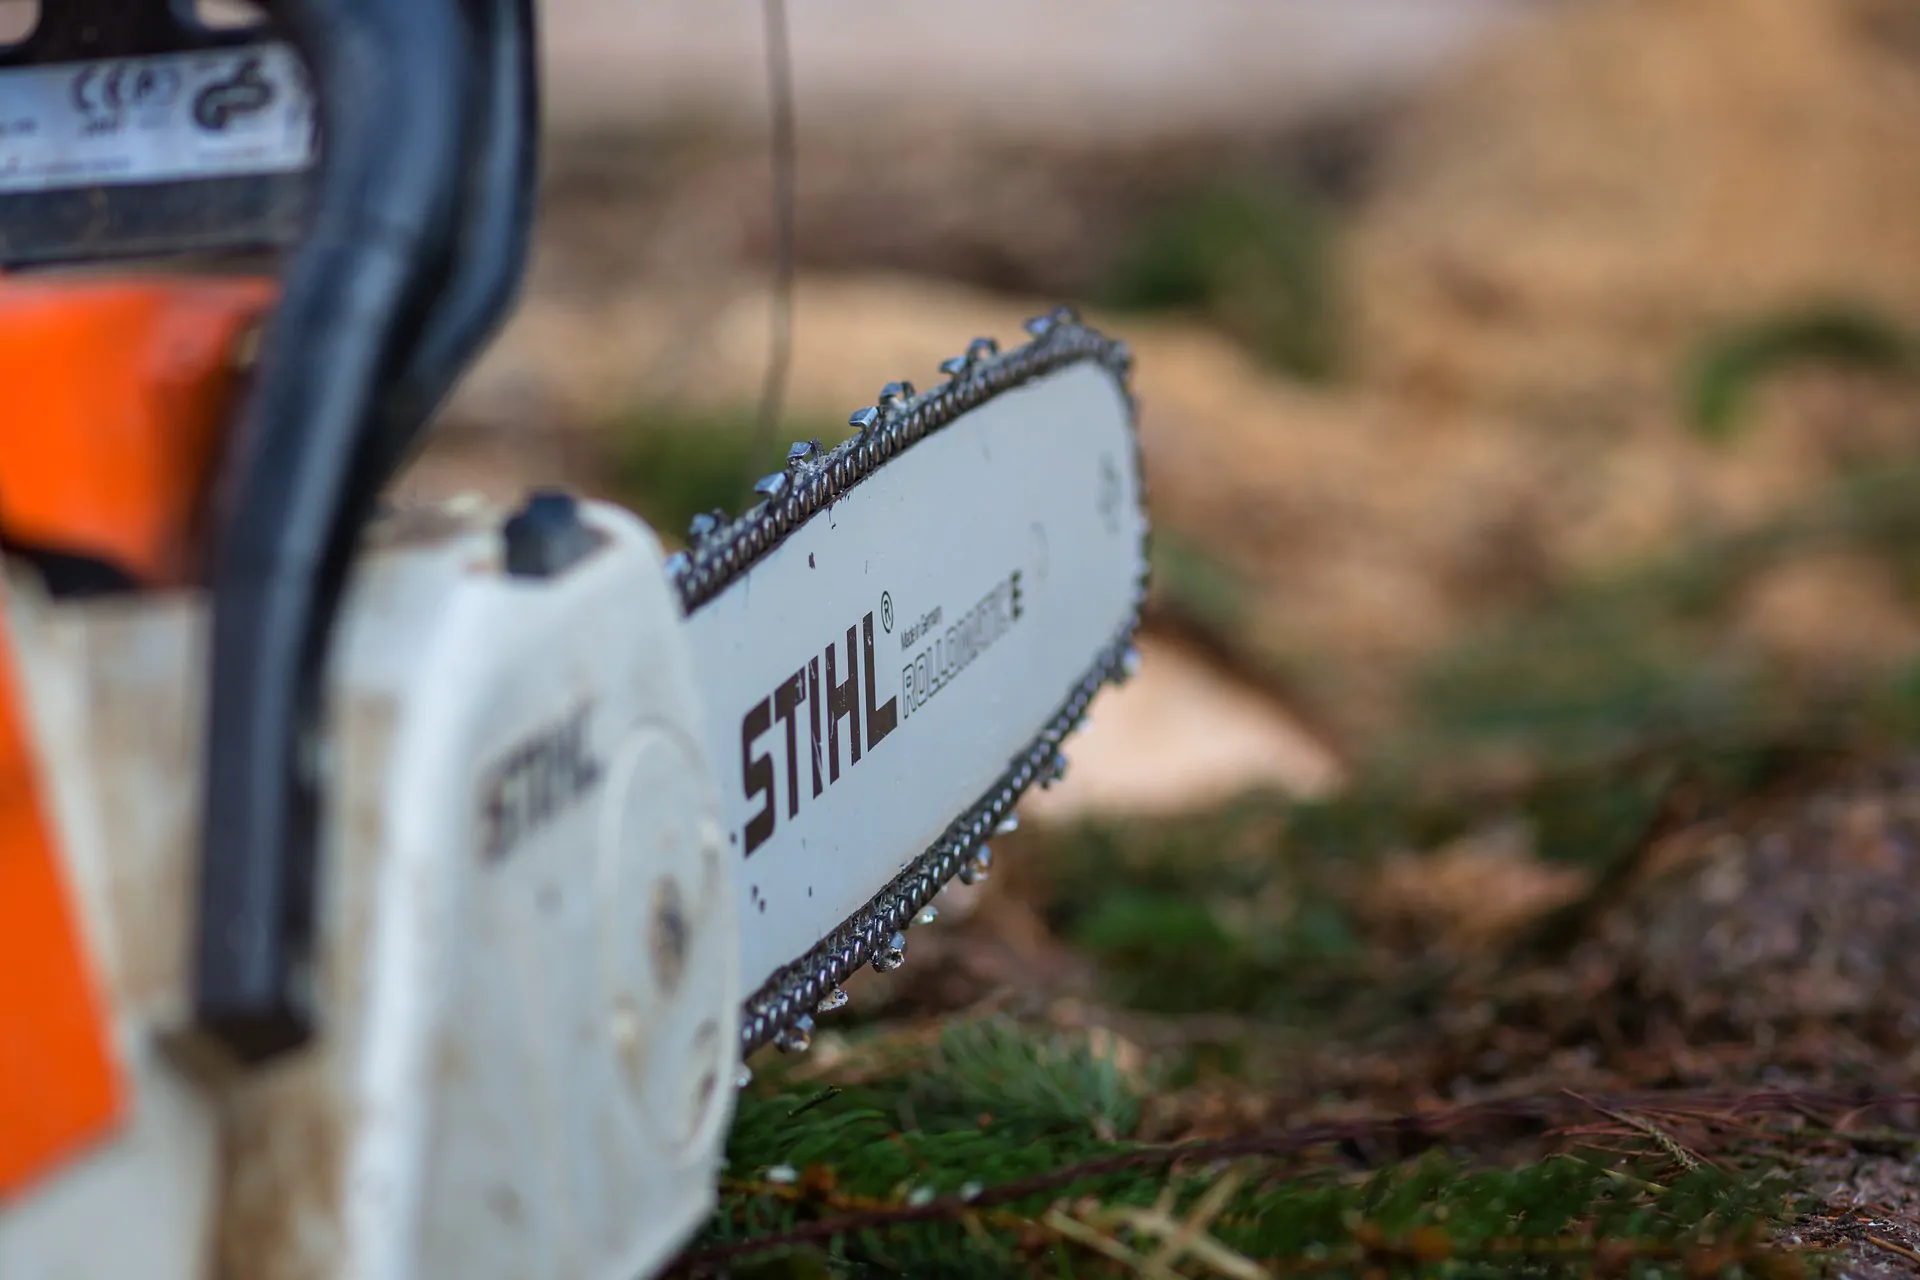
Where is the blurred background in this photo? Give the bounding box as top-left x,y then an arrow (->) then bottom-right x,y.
390,1 -> 1920,1266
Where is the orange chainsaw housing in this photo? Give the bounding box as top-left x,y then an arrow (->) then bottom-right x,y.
0,276 -> 277,587
0,273 -> 274,1197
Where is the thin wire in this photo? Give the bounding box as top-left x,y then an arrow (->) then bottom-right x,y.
754,0 -> 797,455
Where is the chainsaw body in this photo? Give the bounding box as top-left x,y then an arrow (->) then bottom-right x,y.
0,4 -> 1148,1277
0,494 -> 738,1280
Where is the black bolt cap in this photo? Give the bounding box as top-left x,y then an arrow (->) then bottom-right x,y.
503,489 -> 599,578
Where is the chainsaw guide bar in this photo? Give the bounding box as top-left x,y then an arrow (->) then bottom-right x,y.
666,312 -> 1148,1060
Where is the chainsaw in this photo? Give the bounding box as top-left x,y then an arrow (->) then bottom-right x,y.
0,4 -> 1146,1278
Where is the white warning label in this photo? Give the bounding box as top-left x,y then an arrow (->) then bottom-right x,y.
0,44 -> 316,195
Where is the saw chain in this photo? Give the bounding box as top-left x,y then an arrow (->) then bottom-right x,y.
664,309 -> 1148,1061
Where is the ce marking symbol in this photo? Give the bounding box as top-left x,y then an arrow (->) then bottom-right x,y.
71,62 -> 181,116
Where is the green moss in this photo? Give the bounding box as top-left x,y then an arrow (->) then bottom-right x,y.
1684,301 -> 1914,440
1148,534 -> 1252,638
604,407 -> 850,543
1520,768 -> 1671,870
1020,803 -> 1382,1024
1103,180 -> 1345,381
1409,452 -> 1920,773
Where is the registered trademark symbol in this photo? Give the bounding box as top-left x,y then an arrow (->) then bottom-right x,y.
880,592 -> 895,632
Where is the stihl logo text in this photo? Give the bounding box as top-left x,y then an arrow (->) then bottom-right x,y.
740,611 -> 898,856
480,704 -> 602,863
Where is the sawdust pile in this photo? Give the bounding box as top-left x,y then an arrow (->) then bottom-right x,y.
1358,0 -> 1920,401
1137,0 -> 1920,751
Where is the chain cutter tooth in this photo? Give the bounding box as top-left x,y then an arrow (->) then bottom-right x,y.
773,1014 -> 814,1053
871,930 -> 908,973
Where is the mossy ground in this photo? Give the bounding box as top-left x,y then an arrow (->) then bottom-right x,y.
588,177 -> 1920,1280
652,732 -> 1920,1277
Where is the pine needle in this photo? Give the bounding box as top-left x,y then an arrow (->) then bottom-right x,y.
1044,1207 -> 1183,1280
1136,1164 -> 1266,1278
1868,1235 -> 1920,1267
